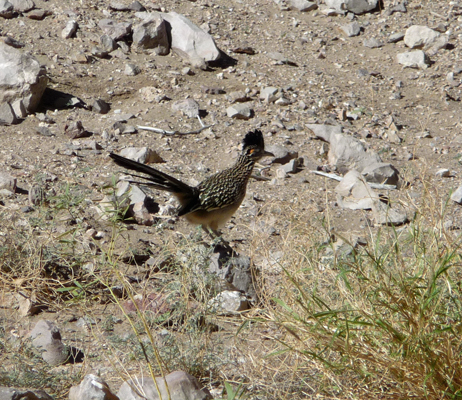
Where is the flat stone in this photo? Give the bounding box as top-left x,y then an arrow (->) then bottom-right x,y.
451,186 -> 462,204
62,20 -> 78,39
0,102 -> 19,125
172,98 -> 199,118
226,103 -> 252,120
342,21 -> 360,37
397,50 -> 429,69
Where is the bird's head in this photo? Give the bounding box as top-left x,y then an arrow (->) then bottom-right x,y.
242,129 -> 274,160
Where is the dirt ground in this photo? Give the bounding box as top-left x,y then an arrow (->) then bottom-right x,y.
1,0 -> 462,398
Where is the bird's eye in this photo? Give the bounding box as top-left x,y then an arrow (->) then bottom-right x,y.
249,148 -> 256,154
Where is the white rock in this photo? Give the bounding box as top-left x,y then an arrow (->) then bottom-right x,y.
69,374 -> 118,400
0,43 -> 48,114
404,25 -> 440,49
325,0 -> 378,14
397,50 -> 429,69
227,103 -> 252,119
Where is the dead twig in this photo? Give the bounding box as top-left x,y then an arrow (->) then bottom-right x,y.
310,170 -> 397,190
137,116 -> 213,136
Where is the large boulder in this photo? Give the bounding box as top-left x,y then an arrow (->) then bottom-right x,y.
0,43 -> 48,121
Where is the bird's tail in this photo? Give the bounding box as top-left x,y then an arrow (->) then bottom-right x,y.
109,153 -> 193,195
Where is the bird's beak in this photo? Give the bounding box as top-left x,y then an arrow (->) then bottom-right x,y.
263,150 -> 275,158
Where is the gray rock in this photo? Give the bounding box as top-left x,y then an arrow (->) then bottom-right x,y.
9,0 -> 34,12
208,290 -> 250,314
98,19 -> 132,40
260,86 -> 279,103
69,375 -> 119,400
265,144 -> 298,164
342,21 -> 360,37
436,168 -> 450,178
93,99 -> 110,114
388,32 -> 405,43
335,170 -> 378,210
172,98 -> 200,118
404,25 -> 440,49
372,201 -> 408,226
0,0 -> 14,18
308,124 -> 382,173
280,157 -> 303,174
226,103 -> 252,119
124,63 -> 141,76
363,38 -> 383,48
451,186 -> 462,204
29,320 -> 69,366
133,14 -> 169,55
12,98 -> 26,118
155,11 -> 220,64
289,0 -> 317,11
26,8 -> 51,19
397,50 -> 429,69
117,371 -> 212,400
0,387 -> 53,400
91,47 -> 109,58
361,162 -> 399,185
62,20 -> 78,39
0,43 -> 48,114
208,251 -> 256,301
118,147 -> 163,164
0,171 -> 16,192
65,121 -> 91,139
100,34 -> 117,52
325,0 -> 378,14
227,90 -> 248,103
0,102 -> 18,125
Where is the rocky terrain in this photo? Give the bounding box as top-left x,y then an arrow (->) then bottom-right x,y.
1,0 -> 462,398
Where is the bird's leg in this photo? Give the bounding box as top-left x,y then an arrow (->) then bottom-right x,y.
201,225 -> 235,254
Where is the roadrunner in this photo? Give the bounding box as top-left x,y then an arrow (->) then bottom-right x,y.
109,129 -> 273,238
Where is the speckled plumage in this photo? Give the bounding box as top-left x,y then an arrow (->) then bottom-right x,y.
109,129 -> 272,237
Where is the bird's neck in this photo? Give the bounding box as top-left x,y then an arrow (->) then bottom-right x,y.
234,154 -> 256,174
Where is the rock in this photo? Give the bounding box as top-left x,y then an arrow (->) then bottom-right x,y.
0,0 -> 14,18
227,90 -> 248,103
69,374 -> 119,400
397,50 -> 429,69
133,14 -> 169,55
118,147 -> 163,164
279,157 -> 303,174
260,87 -> 279,103
26,8 -> 51,19
98,19 -> 132,41
0,171 -> 16,192
451,186 -> 462,204
117,371 -> 212,400
100,34 -> 117,52
289,0 -> 317,11
29,320 -> 70,366
91,46 -> 110,58
388,32 -> 404,43
172,98 -> 200,118
93,99 -> 110,114
208,249 -> 257,301
363,38 -> 383,48
307,124 -> 382,174
208,291 -> 250,314
65,121 -> 91,139
265,144 -> 298,164
361,162 -> 399,185
325,0 -> 378,14
0,102 -> 18,125
62,20 -> 78,39
1,36 -> 24,48
158,11 -> 220,64
124,63 -> 141,76
10,0 -> 34,12
404,25 -> 440,49
372,201 -> 408,226
436,168 -> 450,178
0,387 -> 53,400
226,103 -> 252,119
267,51 -> 296,65
341,21 -> 360,37
335,170 -> 378,210
0,43 -> 48,115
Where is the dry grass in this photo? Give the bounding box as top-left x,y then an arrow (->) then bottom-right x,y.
1,180 -> 462,399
